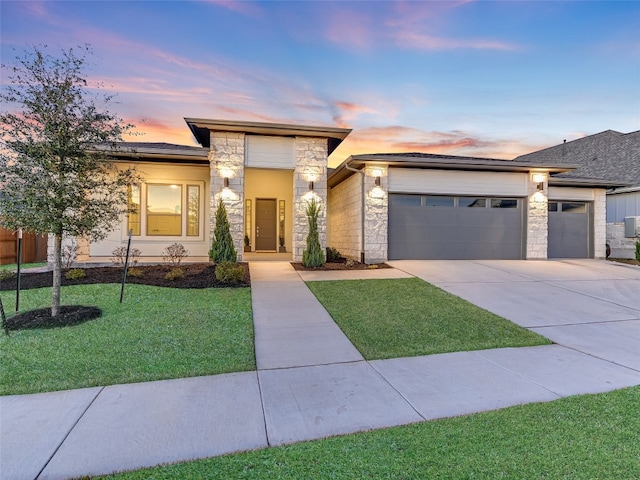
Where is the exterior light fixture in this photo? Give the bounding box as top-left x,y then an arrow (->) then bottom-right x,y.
532,173 -> 545,191
224,177 -> 229,188
375,175 -> 381,186
309,181 -> 314,191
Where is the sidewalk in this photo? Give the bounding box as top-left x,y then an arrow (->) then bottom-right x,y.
2,262 -> 639,480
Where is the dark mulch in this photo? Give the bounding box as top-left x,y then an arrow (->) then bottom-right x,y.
0,263 -> 250,291
291,259 -> 391,271
3,305 -> 102,331
608,258 -> 640,266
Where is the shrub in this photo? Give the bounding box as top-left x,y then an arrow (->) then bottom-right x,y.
111,246 -> 142,267
636,240 -> 640,262
210,198 -> 237,263
127,267 -> 143,277
0,270 -> 16,281
163,243 -> 189,266
215,261 -> 245,284
164,267 -> 184,280
64,268 -> 86,280
326,246 -> 342,263
61,239 -> 77,268
302,198 -> 324,268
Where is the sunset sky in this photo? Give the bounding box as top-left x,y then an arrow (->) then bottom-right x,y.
2,0 -> 639,166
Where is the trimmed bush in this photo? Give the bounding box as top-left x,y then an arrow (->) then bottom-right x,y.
326,246 -> 342,263
302,198 -> 324,268
164,268 -> 184,280
636,240 -> 640,262
215,262 -> 245,285
210,198 -> 237,263
163,243 -> 189,266
64,268 -> 86,280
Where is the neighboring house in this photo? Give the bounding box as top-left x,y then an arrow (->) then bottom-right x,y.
69,118 -> 624,265
516,130 -> 640,259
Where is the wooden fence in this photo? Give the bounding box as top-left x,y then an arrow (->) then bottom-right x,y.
0,228 -> 48,265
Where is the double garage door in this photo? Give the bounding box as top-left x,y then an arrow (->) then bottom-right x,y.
388,194 -> 592,260
388,194 -> 525,260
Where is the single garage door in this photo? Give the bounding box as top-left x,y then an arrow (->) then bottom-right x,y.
388,194 -> 525,260
548,201 -> 592,258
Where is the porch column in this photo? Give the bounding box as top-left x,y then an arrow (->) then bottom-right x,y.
526,172 -> 548,259
293,137 -> 327,262
209,131 -> 245,261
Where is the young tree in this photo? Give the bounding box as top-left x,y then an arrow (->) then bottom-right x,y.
209,197 -> 237,263
0,45 -> 140,317
302,198 -> 324,268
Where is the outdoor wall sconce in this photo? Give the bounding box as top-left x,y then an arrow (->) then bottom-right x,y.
533,173 -> 545,191
224,177 -> 230,188
309,181 -> 314,191
375,175 -> 381,186
371,168 -> 383,186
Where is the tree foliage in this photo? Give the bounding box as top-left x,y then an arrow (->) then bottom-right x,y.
209,197 -> 237,263
302,197 -> 324,268
0,45 -> 141,316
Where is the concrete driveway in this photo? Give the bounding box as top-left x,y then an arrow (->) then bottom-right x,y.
388,259 -> 640,372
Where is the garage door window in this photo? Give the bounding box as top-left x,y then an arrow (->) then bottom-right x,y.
459,197 -> 486,208
390,195 -> 422,206
491,198 -> 519,209
562,202 -> 587,213
426,196 -> 454,207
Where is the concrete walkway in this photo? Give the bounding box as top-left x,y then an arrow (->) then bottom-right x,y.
2,261 -> 640,479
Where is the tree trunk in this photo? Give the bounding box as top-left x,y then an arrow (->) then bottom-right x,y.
51,234 -> 62,317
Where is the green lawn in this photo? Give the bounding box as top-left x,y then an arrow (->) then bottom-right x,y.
0,284 -> 254,395
102,386 -> 640,479
307,278 -> 550,359
0,261 -> 47,271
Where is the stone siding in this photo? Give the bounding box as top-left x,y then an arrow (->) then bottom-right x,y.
293,137 -> 327,262
327,173 -> 362,260
209,132 -> 245,261
526,176 -> 548,259
363,166 -> 388,263
607,219 -> 640,259
593,189 -> 607,258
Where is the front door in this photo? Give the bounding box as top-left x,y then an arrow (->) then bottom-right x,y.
255,198 -> 277,251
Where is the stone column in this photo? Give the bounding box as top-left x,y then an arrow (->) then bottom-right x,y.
526,173 -> 548,259
209,131 -> 245,261
293,137 -> 327,262
593,189 -> 607,258
363,165 -> 388,263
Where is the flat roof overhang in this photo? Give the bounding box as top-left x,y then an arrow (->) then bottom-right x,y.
100,144 -> 210,165
184,118 -> 352,155
328,154 -> 578,188
548,177 -> 630,188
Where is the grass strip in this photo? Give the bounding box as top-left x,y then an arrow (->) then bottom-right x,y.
307,278 -> 550,359
0,284 -> 254,395
102,386 -> 640,479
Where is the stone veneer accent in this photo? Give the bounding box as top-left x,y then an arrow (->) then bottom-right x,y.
293,137 -> 328,262
526,176 -> 548,259
607,219 -> 640,259
593,189 -> 607,258
327,173 -> 362,260
363,165 -> 388,263
209,132 -> 245,261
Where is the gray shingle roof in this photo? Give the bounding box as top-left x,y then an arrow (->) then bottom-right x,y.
515,130 -> 640,185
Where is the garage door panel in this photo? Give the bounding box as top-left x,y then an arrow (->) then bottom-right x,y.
389,195 -> 524,260
548,201 -> 592,258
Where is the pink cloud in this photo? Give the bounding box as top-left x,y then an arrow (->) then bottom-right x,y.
395,31 -> 517,51
204,0 -> 262,16
325,9 -> 375,50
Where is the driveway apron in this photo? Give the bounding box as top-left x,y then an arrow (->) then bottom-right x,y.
389,259 -> 640,372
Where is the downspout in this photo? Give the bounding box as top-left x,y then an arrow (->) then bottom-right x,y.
345,161 -> 366,263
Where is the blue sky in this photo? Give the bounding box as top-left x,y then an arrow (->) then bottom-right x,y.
1,0 -> 639,165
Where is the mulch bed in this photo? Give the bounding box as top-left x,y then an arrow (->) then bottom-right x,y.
291,259 -> 391,271
3,305 -> 102,331
0,263 -> 250,291
607,258 -> 640,266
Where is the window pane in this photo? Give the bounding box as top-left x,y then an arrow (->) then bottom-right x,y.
548,202 -> 558,212
459,197 -> 486,208
147,184 -> 182,236
128,185 -> 141,236
391,195 -> 421,206
562,202 -> 587,213
187,185 -> 200,236
491,198 -> 518,209
426,196 -> 454,207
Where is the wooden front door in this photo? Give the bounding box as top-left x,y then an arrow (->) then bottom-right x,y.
255,199 -> 277,251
